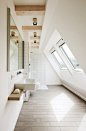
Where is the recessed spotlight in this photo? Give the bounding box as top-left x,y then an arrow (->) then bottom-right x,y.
34,32 -> 37,37
11,31 -> 15,36
15,40 -> 19,44
34,40 -> 36,43
33,18 -> 37,25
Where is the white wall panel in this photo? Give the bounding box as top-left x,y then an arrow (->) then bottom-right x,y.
46,59 -> 61,85
31,52 -> 46,85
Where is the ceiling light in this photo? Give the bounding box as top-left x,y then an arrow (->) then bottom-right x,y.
34,32 -> 37,37
17,40 -> 19,43
34,40 -> 36,43
15,40 -> 19,44
33,18 -> 37,25
11,31 -> 15,36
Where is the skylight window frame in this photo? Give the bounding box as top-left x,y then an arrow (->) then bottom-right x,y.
51,50 -> 67,69
60,43 -> 81,70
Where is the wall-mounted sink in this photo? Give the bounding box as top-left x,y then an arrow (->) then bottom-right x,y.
14,79 -> 36,91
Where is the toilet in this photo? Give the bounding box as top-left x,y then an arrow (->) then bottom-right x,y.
36,82 -> 40,89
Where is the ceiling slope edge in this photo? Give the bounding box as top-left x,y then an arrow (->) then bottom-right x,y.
39,0 -> 59,51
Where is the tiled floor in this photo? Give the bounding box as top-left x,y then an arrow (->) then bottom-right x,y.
14,85 -> 86,131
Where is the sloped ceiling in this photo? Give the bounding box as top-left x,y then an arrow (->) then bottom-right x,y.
40,0 -> 86,74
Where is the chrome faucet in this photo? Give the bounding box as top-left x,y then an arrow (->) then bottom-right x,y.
17,71 -> 27,75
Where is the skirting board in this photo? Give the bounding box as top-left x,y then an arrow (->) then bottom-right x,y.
61,79 -> 86,101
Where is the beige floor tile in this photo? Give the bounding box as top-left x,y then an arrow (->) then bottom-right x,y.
14,127 -> 31,131
16,122 -> 50,127
17,118 -> 40,122
50,122 -> 77,127
60,127 -> 86,131
32,127 -> 60,131
65,117 -> 86,122
19,114 -> 33,118
21,109 -> 54,112
33,115 -> 56,118
20,112 -> 47,115
41,117 -> 65,122
75,122 -> 86,127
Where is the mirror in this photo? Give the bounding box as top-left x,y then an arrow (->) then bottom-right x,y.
7,8 -> 24,71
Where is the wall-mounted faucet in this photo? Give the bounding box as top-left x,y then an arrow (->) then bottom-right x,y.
11,75 -> 15,80
17,71 -> 27,75
17,71 -> 22,75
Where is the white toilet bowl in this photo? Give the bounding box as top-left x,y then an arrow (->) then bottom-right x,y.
36,82 -> 40,89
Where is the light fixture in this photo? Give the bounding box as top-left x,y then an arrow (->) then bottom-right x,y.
34,40 -> 36,43
11,31 -> 15,36
17,40 -> 19,43
33,18 -> 37,25
15,40 -> 19,44
34,32 -> 37,37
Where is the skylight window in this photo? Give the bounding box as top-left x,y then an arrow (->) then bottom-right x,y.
60,44 -> 81,69
52,51 -> 67,69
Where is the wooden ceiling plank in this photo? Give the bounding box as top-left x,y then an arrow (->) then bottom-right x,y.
31,42 -> 39,45
30,36 -> 40,39
10,36 -> 18,39
22,26 -> 42,30
15,5 -> 45,15
10,26 -> 17,30
31,46 -> 39,49
15,5 -> 45,11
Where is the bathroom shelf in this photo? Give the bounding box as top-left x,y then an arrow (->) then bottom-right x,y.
8,89 -> 24,101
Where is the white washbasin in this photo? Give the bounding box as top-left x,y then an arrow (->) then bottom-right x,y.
14,78 -> 36,91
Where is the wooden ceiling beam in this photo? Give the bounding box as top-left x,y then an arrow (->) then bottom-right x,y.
31,46 -> 39,49
31,42 -> 39,45
15,5 -> 45,11
10,26 -> 17,30
30,36 -> 40,39
10,36 -> 18,39
22,26 -> 42,30
15,5 -> 45,15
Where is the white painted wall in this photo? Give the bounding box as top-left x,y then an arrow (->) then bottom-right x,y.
44,28 -> 86,99
46,58 -> 61,85
41,0 -> 86,99
0,0 -> 24,131
30,52 -> 46,85
44,51 -> 61,79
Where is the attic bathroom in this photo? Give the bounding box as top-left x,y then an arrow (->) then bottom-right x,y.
0,0 -> 86,131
